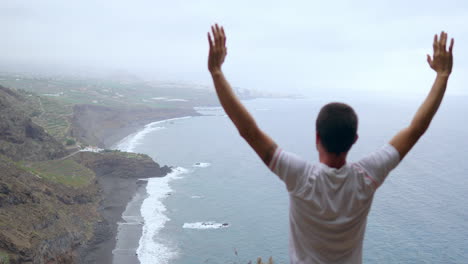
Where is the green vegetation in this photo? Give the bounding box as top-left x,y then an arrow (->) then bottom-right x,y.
0,251 -> 9,264
65,138 -> 76,146
102,149 -> 150,160
0,73 -> 220,146
0,74 -> 218,109
18,159 -> 95,187
32,96 -> 73,142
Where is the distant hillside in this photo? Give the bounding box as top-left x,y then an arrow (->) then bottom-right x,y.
0,85 -> 67,161
71,104 -> 199,148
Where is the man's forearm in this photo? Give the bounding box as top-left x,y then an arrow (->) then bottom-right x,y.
211,70 -> 258,137
389,32 -> 453,159
410,74 -> 449,134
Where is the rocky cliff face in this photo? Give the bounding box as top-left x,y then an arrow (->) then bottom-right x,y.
0,155 -> 100,264
0,151 -> 171,263
70,104 -> 199,148
72,151 -> 171,178
0,85 -> 67,161
0,86 -> 174,263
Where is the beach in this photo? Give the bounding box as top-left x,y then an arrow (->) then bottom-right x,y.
83,116 -> 193,264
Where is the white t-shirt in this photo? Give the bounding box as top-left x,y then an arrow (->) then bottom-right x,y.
269,144 -> 400,264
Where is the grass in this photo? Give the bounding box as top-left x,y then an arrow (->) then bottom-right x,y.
0,251 -> 9,264
33,96 -> 73,141
19,159 -> 95,187
101,149 -> 151,160
0,73 -> 220,145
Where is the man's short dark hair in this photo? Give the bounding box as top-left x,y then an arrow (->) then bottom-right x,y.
316,102 -> 358,154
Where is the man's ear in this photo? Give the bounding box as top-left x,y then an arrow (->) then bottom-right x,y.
353,134 -> 359,144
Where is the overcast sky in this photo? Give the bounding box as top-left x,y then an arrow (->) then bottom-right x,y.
2,0 -> 467,96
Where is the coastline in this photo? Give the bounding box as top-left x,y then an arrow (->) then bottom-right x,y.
112,180 -> 148,264
87,115 -> 195,264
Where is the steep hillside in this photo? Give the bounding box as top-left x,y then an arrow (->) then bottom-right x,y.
0,86 -> 68,161
0,155 -> 100,264
71,104 -> 199,148
0,86 -> 174,263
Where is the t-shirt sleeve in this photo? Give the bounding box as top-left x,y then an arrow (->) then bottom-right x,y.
268,148 -> 311,193
356,144 -> 401,188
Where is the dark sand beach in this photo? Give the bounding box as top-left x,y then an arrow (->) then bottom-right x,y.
80,118 -> 179,264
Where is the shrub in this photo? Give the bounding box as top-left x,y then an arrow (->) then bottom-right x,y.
65,139 -> 76,146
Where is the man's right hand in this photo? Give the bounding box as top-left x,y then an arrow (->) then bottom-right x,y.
427,31 -> 454,77
390,31 -> 454,160
207,24 -> 227,75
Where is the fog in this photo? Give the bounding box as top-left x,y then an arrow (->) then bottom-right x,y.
2,0 -> 467,96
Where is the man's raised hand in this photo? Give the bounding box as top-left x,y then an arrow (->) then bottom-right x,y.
208,24 -> 227,74
427,31 -> 454,77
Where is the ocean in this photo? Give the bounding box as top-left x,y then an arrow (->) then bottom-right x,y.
115,97 -> 468,264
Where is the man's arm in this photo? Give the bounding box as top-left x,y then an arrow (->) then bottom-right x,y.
207,24 -> 277,165
390,31 -> 454,160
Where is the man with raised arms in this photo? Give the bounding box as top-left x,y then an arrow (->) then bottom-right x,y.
207,24 -> 454,263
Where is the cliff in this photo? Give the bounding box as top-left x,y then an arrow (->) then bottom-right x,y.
0,86 -> 68,161
0,155 -> 100,263
0,85 -> 173,263
70,104 -> 199,148
0,151 -> 171,263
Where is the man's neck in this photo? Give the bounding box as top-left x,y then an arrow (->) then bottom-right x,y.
319,152 -> 347,169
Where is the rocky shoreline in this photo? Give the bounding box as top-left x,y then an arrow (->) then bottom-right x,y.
73,110 -> 198,263
76,107 -> 204,264
74,151 -> 171,264
0,82 -> 198,263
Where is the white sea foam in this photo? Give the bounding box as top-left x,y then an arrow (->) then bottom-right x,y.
117,126 -> 165,152
193,162 -> 211,168
193,106 -> 225,116
115,116 -> 192,152
137,167 -> 188,264
182,221 -> 229,229
193,106 -> 222,111
166,98 -> 188,102
112,116 -> 192,263
190,195 -> 202,199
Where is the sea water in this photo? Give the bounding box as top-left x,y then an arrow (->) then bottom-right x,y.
119,97 -> 468,264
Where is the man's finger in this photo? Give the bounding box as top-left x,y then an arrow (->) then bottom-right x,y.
427,54 -> 432,65
215,24 -> 222,45
433,34 -> 438,54
449,38 -> 454,54
221,26 -> 226,47
440,31 -> 447,51
208,32 -> 213,50
211,26 -> 217,46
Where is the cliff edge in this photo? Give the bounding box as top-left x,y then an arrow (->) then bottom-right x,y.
0,85 -> 173,263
